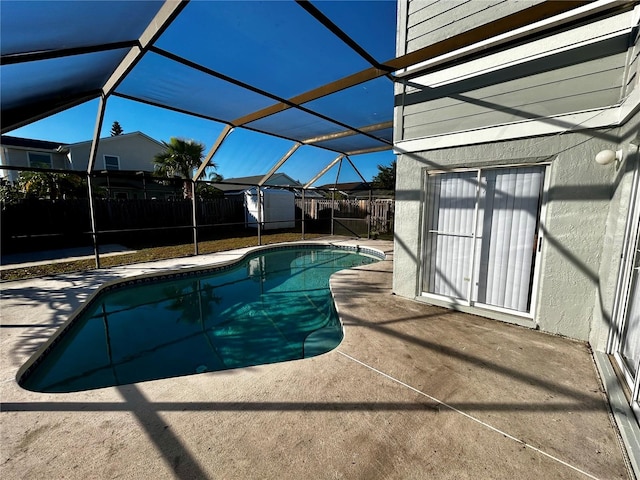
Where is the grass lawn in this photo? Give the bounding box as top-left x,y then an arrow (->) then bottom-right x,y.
0,232 -> 325,282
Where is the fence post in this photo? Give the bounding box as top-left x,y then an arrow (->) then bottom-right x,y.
301,189 -> 305,240
331,189 -> 335,236
191,180 -> 199,255
368,189 -> 372,239
257,186 -> 262,246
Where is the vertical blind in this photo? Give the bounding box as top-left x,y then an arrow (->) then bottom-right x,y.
621,240 -> 640,377
423,166 -> 545,314
424,171 -> 477,299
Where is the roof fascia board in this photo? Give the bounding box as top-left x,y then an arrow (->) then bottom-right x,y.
68,130 -> 163,147
406,15 -> 634,88
396,0 -> 636,79
257,142 -> 301,187
101,0 -> 188,97
304,154 -> 344,189
389,0 -> 600,73
193,124 -> 234,181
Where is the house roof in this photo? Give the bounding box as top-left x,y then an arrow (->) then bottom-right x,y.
212,173 -> 302,192
318,181 -> 370,191
67,131 -> 166,149
0,0 -> 599,171
0,135 -> 65,151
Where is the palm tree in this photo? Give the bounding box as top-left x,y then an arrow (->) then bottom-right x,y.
153,137 -> 216,198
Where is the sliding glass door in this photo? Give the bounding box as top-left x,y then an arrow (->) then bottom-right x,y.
422,165 -> 545,315
610,156 -> 640,417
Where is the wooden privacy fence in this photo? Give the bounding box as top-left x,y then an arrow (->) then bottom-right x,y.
1,197 -> 245,250
2,195 -> 394,255
296,198 -> 394,234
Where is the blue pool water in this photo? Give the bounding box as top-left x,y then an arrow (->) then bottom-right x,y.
18,245 -> 382,393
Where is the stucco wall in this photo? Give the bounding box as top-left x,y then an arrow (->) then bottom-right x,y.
393,129 -> 623,341
590,111 -> 640,351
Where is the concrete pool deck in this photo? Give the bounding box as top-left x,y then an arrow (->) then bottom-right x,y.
0,238 -> 633,479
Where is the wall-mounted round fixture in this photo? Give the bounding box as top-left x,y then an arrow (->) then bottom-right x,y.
595,149 -> 622,166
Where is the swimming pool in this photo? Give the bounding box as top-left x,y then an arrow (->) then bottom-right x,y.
18,244 -> 383,393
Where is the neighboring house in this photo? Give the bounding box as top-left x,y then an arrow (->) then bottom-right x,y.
393,1 -> 640,469
0,132 -> 172,199
0,135 -> 70,182
65,131 -> 165,173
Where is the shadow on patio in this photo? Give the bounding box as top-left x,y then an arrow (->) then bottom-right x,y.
0,239 -> 632,479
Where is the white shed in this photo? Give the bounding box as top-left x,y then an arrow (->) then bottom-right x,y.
245,187 -> 295,230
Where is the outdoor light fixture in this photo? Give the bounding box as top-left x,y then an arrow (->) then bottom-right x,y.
595,149 -> 623,167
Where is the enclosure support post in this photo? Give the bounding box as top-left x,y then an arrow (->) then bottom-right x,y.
368,188 -> 372,239
257,186 -> 262,245
87,95 -> 107,269
301,188 -> 306,240
86,174 -> 100,269
192,180 -> 199,255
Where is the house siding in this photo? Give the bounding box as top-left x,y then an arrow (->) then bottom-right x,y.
68,133 -> 165,172
398,8 -> 634,145
402,50 -> 627,140
406,0 -> 544,54
393,3 -> 640,344
0,146 -> 68,182
624,32 -> 640,97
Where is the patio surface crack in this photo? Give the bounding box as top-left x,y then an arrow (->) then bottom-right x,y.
337,350 -> 603,480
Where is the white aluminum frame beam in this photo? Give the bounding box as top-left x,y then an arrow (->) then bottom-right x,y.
302,121 -> 393,145
193,124 -> 234,181
258,142 -> 301,187
101,0 -> 188,97
304,154 -> 344,189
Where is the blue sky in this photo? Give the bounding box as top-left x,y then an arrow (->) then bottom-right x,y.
8,96 -> 395,184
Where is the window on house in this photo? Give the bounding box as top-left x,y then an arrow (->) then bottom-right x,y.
421,165 -> 546,315
104,155 -> 120,171
28,152 -> 52,168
